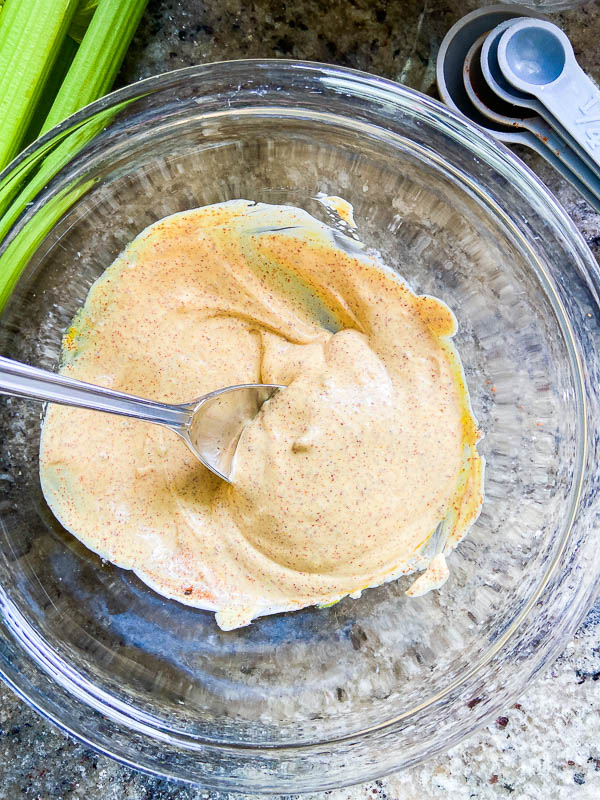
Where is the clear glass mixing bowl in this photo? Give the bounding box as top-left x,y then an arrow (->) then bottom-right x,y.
0,61 -> 599,793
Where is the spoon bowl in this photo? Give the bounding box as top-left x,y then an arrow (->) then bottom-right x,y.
184,383 -> 283,480
497,18 -> 600,167
464,34 -> 537,126
435,4 -> 544,133
481,19 -> 547,109
503,24 -> 566,86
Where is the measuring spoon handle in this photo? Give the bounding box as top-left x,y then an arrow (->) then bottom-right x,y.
527,117 -> 600,204
521,134 -> 600,213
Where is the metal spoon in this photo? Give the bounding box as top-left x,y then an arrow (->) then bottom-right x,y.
463,34 -> 600,211
0,355 -> 282,482
480,18 -> 600,180
498,18 -> 600,168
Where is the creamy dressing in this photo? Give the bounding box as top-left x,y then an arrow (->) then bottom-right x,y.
39,201 -> 483,630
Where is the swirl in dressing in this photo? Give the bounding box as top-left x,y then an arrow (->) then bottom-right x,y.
40,201 -> 483,630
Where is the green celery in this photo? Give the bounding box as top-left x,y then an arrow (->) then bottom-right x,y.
22,35 -> 79,149
0,0 -> 147,309
0,34 -> 78,221
0,117 -> 99,246
68,0 -> 98,43
0,0 -> 78,170
41,0 -> 148,134
0,177 -> 94,310
0,103 -> 130,309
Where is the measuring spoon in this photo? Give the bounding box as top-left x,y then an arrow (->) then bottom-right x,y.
464,34 -> 600,209
498,18 -> 600,170
481,18 -> 600,180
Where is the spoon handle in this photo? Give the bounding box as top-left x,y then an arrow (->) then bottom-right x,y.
522,136 -> 600,214
531,66 -> 600,169
0,355 -> 190,428
526,117 -> 600,208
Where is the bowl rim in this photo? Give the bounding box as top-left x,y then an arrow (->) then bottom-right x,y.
1,58 -> 599,791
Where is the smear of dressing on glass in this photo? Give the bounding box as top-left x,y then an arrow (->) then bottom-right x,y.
314,192 -> 357,228
39,200 -> 484,630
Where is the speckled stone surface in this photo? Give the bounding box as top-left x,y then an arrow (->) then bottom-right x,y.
1,1 -> 600,798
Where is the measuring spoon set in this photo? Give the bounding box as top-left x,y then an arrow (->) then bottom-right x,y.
437,5 -> 600,211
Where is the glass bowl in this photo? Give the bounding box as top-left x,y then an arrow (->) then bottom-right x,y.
494,0 -> 588,11
0,61 -> 599,794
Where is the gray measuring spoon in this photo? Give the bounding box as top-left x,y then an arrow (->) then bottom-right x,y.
437,22 -> 600,212
436,4 -> 546,134
481,18 -> 600,180
498,18 -> 600,170
0,355 -> 282,482
464,34 -> 600,210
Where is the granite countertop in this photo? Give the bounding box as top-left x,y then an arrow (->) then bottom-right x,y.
1,1 -> 600,798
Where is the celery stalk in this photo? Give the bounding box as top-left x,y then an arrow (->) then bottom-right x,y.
0,101 -> 132,310
0,0 -> 78,170
22,35 -> 79,149
0,34 -> 78,220
0,0 -> 147,309
68,0 -> 98,44
41,0 -> 148,134
0,179 -> 94,311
